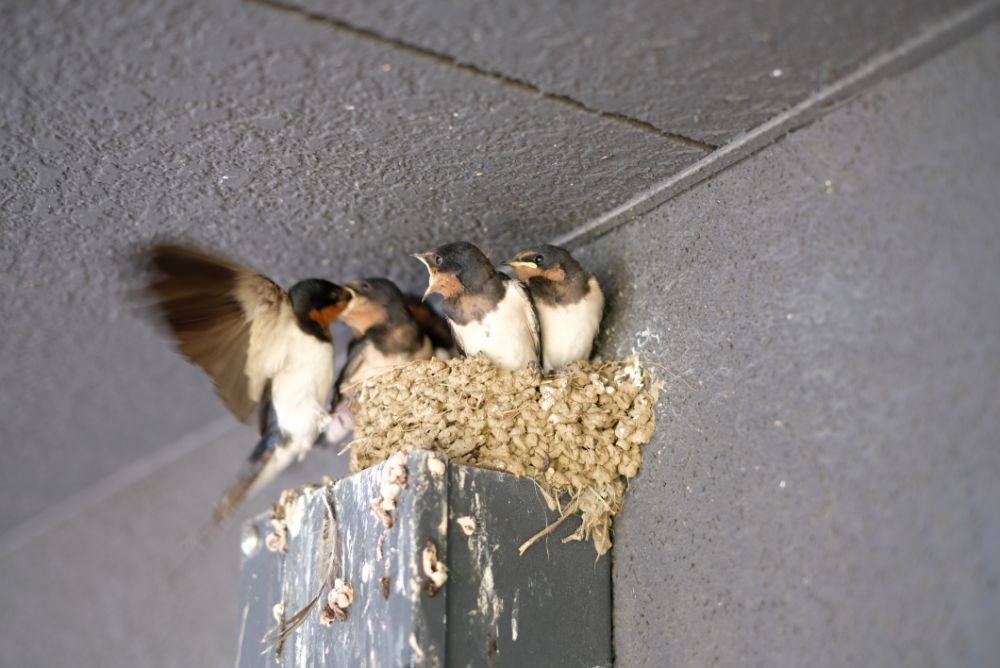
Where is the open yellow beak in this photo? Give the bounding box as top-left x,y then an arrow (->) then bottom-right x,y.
341,285 -> 359,313
412,252 -> 438,301
506,260 -> 538,269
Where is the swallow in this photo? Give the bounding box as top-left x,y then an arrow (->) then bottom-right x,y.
507,244 -> 604,370
414,241 -> 539,371
142,243 -> 351,525
323,277 -> 451,444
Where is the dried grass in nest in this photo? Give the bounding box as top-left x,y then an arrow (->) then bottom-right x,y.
347,355 -> 660,555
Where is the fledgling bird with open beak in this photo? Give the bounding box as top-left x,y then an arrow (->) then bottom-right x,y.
323,278 -> 453,445
507,244 -> 604,371
414,241 -> 539,371
142,244 -> 351,525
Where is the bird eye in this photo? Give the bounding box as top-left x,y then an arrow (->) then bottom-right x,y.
534,255 -> 544,264
434,254 -> 443,266
360,282 -> 370,292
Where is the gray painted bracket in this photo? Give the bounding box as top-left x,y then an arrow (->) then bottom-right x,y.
237,450 -> 612,667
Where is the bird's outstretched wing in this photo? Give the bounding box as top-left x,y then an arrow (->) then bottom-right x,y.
145,243 -> 292,424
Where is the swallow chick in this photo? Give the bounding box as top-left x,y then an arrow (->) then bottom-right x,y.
415,241 -> 539,371
338,278 -> 457,389
507,244 -> 604,371
324,278 -> 444,445
142,243 -> 351,525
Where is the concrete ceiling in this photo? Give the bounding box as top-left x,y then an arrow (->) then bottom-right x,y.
0,0 -> 983,541
276,0 -> 974,145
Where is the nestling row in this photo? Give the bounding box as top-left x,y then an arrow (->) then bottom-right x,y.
142,241 -> 603,524
414,241 -> 604,372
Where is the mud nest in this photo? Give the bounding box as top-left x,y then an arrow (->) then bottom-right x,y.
347,355 -> 660,555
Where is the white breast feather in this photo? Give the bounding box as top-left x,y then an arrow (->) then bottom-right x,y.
270,326 -> 334,452
344,336 -> 433,390
452,282 -> 539,371
537,276 -> 604,370
325,335 -> 433,445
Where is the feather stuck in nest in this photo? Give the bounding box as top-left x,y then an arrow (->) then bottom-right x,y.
348,355 -> 660,555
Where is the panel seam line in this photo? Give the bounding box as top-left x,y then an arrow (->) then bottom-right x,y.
244,0 -> 718,152
0,417 -> 237,558
551,0 -> 1000,248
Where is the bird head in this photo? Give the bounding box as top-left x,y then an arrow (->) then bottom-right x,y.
289,279 -> 352,330
340,278 -> 407,335
413,241 -> 493,300
505,244 -> 579,283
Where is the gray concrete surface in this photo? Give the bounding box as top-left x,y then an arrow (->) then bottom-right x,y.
0,0 -> 705,539
572,24 -> 1000,667
0,422 -> 350,667
276,0 -> 978,145
1,0 -> 998,665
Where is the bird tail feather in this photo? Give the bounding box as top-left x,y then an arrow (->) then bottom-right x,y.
212,429 -> 288,528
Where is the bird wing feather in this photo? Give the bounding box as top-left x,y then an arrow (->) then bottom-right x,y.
405,297 -> 456,351
448,319 -> 467,357
145,244 -> 291,423
332,336 -> 368,408
507,277 -> 541,362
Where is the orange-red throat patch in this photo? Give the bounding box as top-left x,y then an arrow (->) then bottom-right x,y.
429,271 -> 464,300
309,303 -> 347,330
541,267 -> 566,283
341,297 -> 386,335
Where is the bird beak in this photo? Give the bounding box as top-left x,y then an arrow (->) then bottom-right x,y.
421,282 -> 437,302
336,285 -> 353,304
411,252 -> 432,269
506,260 -> 538,269
341,285 -> 358,313
412,252 -> 438,301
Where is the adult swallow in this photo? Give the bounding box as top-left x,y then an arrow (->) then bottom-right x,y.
507,244 -> 604,370
143,243 -> 351,525
414,241 -> 539,371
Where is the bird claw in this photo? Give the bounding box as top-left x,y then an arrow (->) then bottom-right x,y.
313,405 -> 334,431
324,407 -> 354,446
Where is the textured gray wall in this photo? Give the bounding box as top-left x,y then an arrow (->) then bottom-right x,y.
574,25 -> 1000,667
0,0 -> 706,538
277,0 -> 977,145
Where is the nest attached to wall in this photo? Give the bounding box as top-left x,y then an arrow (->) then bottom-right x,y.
347,355 -> 660,555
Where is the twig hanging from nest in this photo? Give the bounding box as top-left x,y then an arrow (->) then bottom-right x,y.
517,495 -> 582,555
